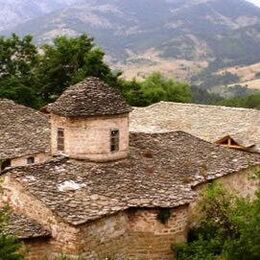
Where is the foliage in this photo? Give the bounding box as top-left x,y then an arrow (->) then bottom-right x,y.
0,206 -> 23,259
255,72 -> 260,79
0,34 -> 40,107
120,72 -> 192,106
157,208 -> 172,224
191,85 -> 224,104
0,34 -> 119,107
37,34 -> 119,103
192,71 -> 240,90
0,34 -> 257,110
217,93 -> 260,110
173,168 -> 260,260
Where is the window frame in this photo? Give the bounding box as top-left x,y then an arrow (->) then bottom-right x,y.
57,128 -> 65,152
110,129 -> 120,152
1,159 -> 11,171
27,156 -> 35,165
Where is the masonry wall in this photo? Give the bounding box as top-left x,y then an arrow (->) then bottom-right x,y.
76,212 -> 129,260
127,207 -> 188,260
11,153 -> 50,168
22,239 -> 52,260
194,167 -> 259,199
189,167 -> 259,223
51,114 -> 129,162
3,167 -> 258,260
2,176 -> 189,260
3,176 -> 84,257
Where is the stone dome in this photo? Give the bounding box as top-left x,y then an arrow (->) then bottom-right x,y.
47,77 -> 132,118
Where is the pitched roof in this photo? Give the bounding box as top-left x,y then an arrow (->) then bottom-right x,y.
130,102 -> 260,151
3,211 -> 51,240
0,99 -> 50,160
47,77 -> 132,117
7,132 -> 260,226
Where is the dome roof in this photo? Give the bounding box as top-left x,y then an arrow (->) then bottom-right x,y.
47,77 -> 132,117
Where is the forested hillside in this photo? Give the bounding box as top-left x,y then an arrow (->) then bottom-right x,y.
0,0 -> 260,100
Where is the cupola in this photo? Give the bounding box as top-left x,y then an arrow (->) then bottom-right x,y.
47,77 -> 132,162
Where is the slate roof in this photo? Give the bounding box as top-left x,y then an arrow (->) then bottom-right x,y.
0,99 -> 50,160
130,102 -> 260,152
3,211 -> 51,240
7,132 -> 260,226
47,77 -> 132,117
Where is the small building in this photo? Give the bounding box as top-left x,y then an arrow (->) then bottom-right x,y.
130,101 -> 260,153
1,78 -> 260,259
0,99 -> 51,172
46,77 -> 132,161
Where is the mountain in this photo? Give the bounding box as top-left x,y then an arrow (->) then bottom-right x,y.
0,0 -> 81,31
1,0 -> 260,93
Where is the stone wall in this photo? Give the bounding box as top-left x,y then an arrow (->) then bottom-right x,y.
127,207 -> 188,260
50,114 -> 129,162
2,176 -> 188,260
194,166 -> 259,200
11,153 -> 50,168
22,239 -> 52,260
189,166 -> 259,223
2,176 -> 82,256
3,167 -> 258,259
216,167 -> 259,198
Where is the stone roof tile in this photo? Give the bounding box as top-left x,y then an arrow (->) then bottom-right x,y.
47,77 -> 132,117
3,211 -> 51,240
130,102 -> 260,151
0,99 -> 50,160
7,132 -> 260,225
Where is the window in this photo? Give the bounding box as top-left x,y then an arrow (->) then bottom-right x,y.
110,129 -> 119,152
1,159 -> 11,171
57,128 -> 65,152
27,157 -> 35,164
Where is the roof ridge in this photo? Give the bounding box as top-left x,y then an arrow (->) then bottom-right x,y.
152,101 -> 260,112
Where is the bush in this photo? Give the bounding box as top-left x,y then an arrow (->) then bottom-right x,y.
173,168 -> 260,259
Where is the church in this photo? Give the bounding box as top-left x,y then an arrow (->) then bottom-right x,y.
1,77 -> 260,259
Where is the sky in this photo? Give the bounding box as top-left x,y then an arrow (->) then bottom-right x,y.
247,0 -> 260,7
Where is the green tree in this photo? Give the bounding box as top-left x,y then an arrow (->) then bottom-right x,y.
0,34 -> 40,107
174,168 -> 260,260
218,93 -> 260,110
120,73 -> 192,106
37,34 -> 119,103
141,72 -> 192,104
0,201 -> 23,259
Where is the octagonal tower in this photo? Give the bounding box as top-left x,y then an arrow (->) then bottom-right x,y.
47,77 -> 132,162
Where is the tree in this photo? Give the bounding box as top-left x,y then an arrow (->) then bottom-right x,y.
0,197 -> 23,259
120,73 -> 192,107
173,168 -> 260,260
141,72 -> 192,104
37,34 -> 119,103
218,93 -> 260,110
0,34 -> 40,107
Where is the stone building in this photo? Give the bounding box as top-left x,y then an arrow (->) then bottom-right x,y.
0,99 -> 50,172
130,101 -> 260,153
1,78 -> 260,259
